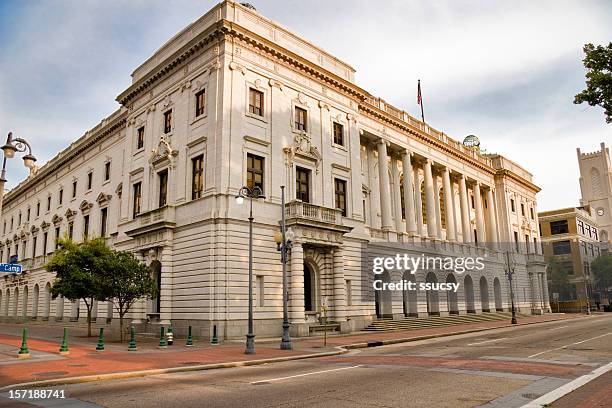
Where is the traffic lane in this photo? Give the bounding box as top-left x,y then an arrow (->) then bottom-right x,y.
357,315 -> 612,363
47,362 -> 533,408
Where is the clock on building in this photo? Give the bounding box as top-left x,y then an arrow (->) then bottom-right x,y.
596,208 -> 605,216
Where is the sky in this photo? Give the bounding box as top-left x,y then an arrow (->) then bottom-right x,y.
0,0 -> 610,211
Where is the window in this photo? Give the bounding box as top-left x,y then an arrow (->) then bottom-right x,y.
87,172 -> 93,190
191,155 -> 204,199
525,234 -> 530,253
21,241 -> 26,259
533,237 -> 538,254
513,231 -> 519,252
133,182 -> 142,218
295,107 -> 307,131
510,198 -> 515,212
18,212 -> 21,225
470,195 -> 475,209
2,221 -> 5,234
100,208 -> 108,237
333,122 -> 344,146
10,217 -> 13,230
137,126 -> 145,150
59,189 -> 63,205
578,220 -> 585,234
550,220 -> 569,235
552,240 -> 571,255
586,224 -> 591,237
83,215 -> 90,238
530,207 -> 534,220
334,178 -> 347,216
47,196 -> 51,211
15,244 -> 19,262
195,89 -> 206,117
72,180 -> 77,198
68,222 -> 74,240
246,154 -> 264,192
55,226 -> 61,249
248,88 -> 263,117
36,202 -> 40,217
104,162 -> 111,181
164,110 -> 173,134
296,167 -> 311,203
158,170 -> 168,207
27,208 -> 30,222
32,236 -> 37,258
593,228 -> 598,240
520,203 -> 525,216
42,232 -> 48,255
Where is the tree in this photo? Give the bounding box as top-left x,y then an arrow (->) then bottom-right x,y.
46,238 -> 112,337
547,258 -> 574,301
574,42 -> 612,123
103,250 -> 157,342
591,254 -> 612,301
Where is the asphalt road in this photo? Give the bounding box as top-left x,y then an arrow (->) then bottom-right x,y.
2,315 -> 611,408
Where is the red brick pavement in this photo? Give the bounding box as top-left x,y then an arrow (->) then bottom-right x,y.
549,371 -> 612,408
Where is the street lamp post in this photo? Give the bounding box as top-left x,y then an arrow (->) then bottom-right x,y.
583,273 -> 591,315
0,132 -> 38,214
504,251 -> 518,325
274,186 -> 294,350
236,185 -> 265,355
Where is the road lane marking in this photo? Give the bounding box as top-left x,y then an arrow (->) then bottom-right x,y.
250,365 -> 363,385
520,361 -> 612,407
528,332 -> 611,358
467,337 -> 507,346
547,325 -> 569,331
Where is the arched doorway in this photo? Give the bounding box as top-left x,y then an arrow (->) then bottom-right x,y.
32,284 -> 39,319
464,275 -> 475,313
13,288 -> 19,317
43,283 -> 51,320
304,262 -> 317,312
375,270 -> 392,318
4,289 -> 10,316
402,271 -> 417,317
150,260 -> 162,314
446,274 -> 459,314
493,278 -> 503,311
480,277 -> 490,312
22,286 -> 29,318
426,272 -> 439,316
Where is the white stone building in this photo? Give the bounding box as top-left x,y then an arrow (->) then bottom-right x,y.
0,1 -> 550,339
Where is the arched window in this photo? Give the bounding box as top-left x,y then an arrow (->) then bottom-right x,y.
591,168 -> 602,197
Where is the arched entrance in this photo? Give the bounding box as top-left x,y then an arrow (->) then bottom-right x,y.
402,271 -> 417,317
446,274 -> 459,314
32,284 -> 39,319
425,272 -> 439,316
304,262 -> 317,312
150,260 -> 162,314
375,270 -> 393,318
480,277 -> 490,312
464,275 -> 475,313
43,283 -> 51,320
13,288 -> 19,317
493,278 -> 503,311
4,289 -> 10,316
22,286 -> 29,318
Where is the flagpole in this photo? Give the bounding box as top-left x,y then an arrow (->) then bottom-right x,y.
418,79 -> 425,123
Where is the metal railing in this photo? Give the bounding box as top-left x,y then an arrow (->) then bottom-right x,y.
285,201 -> 343,225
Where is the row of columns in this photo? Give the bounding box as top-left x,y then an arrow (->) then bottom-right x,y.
376,139 -> 499,245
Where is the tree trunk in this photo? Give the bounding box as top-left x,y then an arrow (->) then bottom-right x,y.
119,312 -> 124,342
86,300 -> 93,337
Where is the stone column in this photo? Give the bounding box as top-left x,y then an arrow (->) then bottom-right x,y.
486,188 -> 499,247
442,168 -> 456,242
332,248 -> 346,322
458,175 -> 471,243
289,242 -> 305,322
159,247 -> 173,325
377,140 -> 394,230
473,182 -> 486,245
423,159 -> 437,238
401,150 -> 418,235
414,165 -> 424,236
391,156 -> 403,233
433,173 -> 443,239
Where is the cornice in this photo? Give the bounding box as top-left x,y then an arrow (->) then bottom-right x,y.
495,169 -> 541,193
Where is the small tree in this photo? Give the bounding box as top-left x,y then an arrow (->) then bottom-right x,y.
46,238 -> 112,337
591,254 -> 612,301
547,258 -> 574,301
574,42 -> 612,124
104,250 -> 157,341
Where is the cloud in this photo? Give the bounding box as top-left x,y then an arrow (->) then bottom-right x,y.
0,0 -> 610,211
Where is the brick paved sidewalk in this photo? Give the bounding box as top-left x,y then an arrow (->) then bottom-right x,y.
0,313 -> 583,388
549,371 -> 612,408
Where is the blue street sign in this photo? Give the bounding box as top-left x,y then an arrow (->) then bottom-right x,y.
0,264 -> 22,274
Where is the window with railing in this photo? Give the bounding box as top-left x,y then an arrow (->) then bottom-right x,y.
296,167 -> 310,203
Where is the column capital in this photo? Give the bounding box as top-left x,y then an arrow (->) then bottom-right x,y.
377,137 -> 390,147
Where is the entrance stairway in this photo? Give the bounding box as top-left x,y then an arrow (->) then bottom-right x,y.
363,312 -> 525,332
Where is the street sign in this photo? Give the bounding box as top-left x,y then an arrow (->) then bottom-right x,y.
0,264 -> 23,274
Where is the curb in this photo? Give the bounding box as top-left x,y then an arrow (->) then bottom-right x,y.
0,347 -> 348,392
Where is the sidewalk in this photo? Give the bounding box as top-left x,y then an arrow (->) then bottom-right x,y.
0,313 -> 582,389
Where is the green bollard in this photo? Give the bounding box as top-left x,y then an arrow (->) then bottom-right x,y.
96,328 -> 105,351
128,326 -> 137,351
18,328 -> 30,359
185,325 -> 193,347
59,327 -> 69,355
211,324 -> 219,345
158,326 -> 167,349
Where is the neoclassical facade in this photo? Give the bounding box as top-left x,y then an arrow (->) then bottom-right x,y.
0,1 -> 550,339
